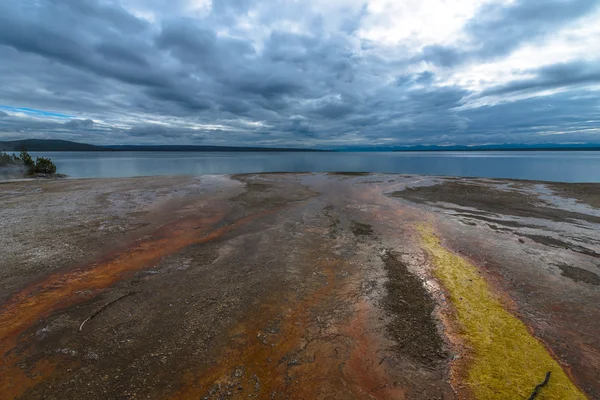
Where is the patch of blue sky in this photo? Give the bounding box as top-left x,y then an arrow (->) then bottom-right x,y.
0,105 -> 73,119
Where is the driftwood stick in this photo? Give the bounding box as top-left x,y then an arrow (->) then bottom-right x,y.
527,371 -> 551,400
79,292 -> 136,332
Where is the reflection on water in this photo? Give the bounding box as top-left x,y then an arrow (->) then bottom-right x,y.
28,151 -> 600,182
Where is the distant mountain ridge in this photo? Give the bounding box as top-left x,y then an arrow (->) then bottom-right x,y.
0,139 -> 109,152
0,139 -> 327,152
338,143 -> 600,151
2,139 -> 600,152
103,144 -> 326,152
403,143 -> 600,151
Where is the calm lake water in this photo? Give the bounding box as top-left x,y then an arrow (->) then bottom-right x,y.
28,151 -> 600,182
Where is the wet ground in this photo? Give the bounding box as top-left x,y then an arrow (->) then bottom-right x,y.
0,174 -> 599,399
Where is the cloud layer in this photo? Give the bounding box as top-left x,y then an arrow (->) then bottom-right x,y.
0,0 -> 599,147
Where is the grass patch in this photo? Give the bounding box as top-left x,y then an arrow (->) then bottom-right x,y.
418,224 -> 586,400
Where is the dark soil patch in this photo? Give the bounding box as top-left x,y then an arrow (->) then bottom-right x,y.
350,220 -> 374,236
519,234 -> 572,249
555,264 -> 600,286
328,172 -> 371,177
454,213 -> 541,229
232,179 -> 317,209
323,205 -> 341,238
545,183 -> 600,209
392,181 -> 600,224
381,252 -> 447,366
518,234 -> 600,259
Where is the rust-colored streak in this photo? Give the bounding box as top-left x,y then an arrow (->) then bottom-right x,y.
343,298 -> 405,399
0,208 -> 275,398
172,257 -> 404,399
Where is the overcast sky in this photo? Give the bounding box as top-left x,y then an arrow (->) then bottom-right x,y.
1,0 -> 599,148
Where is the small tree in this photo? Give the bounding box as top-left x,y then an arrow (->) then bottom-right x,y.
34,157 -> 57,174
20,150 -> 34,169
0,152 -> 12,166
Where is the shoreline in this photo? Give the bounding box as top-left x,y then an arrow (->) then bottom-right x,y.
2,170 -> 599,183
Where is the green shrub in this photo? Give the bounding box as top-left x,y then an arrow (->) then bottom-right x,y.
34,157 -> 57,174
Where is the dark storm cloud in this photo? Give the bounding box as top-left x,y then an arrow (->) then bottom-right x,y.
419,46 -> 463,68
61,0 -> 148,33
420,0 -> 600,67
287,116 -> 316,137
128,124 -> 174,137
0,0 -> 599,147
467,0 -> 598,56
312,101 -> 355,119
448,92 -> 600,144
0,114 -> 100,142
156,21 -> 218,58
0,1 -> 211,114
65,119 -> 95,129
0,3 -> 171,91
481,60 -> 600,97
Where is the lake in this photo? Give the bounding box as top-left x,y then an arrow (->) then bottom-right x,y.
28,151 -> 600,182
